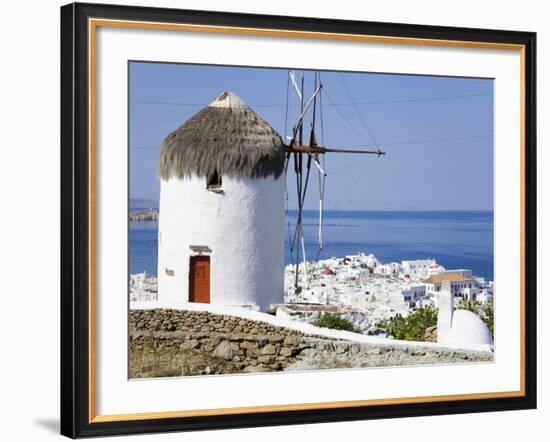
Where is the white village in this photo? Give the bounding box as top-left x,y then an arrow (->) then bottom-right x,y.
130,73 -> 494,377
281,255 -> 493,335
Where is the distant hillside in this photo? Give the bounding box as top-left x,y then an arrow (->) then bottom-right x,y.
129,209 -> 158,222
130,198 -> 158,209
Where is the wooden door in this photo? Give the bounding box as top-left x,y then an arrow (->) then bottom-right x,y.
189,256 -> 210,303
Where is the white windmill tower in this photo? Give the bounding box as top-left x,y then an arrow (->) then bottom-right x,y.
157,91 -> 286,311
156,74 -> 385,312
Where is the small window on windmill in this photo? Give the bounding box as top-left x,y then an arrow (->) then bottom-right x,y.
207,169 -> 223,191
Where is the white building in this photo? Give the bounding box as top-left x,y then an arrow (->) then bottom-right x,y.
374,262 -> 401,276
426,263 -> 446,277
401,284 -> 426,308
424,272 -> 478,299
130,272 -> 158,302
340,291 -> 370,309
401,259 -> 436,280
442,269 -> 473,278
366,253 -> 379,268
476,288 -> 494,305
157,92 -> 286,311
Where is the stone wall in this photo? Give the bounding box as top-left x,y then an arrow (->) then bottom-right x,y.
130,309 -> 493,378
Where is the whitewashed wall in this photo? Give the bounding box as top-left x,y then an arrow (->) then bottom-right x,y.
157,174 -> 285,311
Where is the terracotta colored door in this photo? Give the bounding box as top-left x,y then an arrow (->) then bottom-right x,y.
189,256 -> 210,303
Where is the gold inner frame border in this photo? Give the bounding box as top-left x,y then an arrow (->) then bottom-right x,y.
87,18 -> 527,424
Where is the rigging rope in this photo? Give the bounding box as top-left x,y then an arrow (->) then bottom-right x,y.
132,91 -> 492,108
338,73 -> 380,150
322,162 -> 373,259
323,89 -> 372,146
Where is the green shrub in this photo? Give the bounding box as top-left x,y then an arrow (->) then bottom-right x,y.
312,313 -> 360,333
481,304 -> 494,336
381,307 -> 437,341
376,314 -> 405,337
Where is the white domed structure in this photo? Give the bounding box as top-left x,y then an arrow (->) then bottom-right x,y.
442,310 -> 493,346
437,281 -> 493,348
156,91 -> 286,311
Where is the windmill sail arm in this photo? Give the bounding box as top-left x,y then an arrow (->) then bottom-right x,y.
323,147 -> 386,155
291,85 -> 323,142
312,157 -> 326,175
287,144 -> 385,156
289,71 -> 302,100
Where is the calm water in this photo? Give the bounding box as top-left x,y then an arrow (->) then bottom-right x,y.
129,210 -> 494,281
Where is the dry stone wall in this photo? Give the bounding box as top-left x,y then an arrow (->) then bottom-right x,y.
130,309 -> 493,378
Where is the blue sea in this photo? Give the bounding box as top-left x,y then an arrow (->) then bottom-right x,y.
129,210 -> 494,281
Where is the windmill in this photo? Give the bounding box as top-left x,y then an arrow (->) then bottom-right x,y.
284,70 -> 386,293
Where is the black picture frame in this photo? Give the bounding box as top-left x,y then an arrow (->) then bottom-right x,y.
61,2 -> 537,438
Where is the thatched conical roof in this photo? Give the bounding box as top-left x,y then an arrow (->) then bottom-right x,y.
158,91 -> 286,180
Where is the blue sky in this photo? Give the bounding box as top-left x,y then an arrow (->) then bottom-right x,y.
130,62 -> 493,211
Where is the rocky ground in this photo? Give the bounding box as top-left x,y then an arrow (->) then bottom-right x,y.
129,309 -> 493,378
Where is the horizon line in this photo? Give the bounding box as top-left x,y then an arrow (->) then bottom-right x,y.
129,200 -> 493,212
